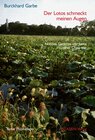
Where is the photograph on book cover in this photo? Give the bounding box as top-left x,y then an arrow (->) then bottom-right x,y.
0,0 -> 95,139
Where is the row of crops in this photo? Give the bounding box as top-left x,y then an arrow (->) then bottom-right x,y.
0,35 -> 95,140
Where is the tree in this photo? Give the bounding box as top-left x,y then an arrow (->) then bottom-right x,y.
80,20 -> 95,36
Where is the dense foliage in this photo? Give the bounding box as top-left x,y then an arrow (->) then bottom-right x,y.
0,35 -> 95,140
0,20 -> 95,36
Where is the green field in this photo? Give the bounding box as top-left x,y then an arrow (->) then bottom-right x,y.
0,35 -> 95,139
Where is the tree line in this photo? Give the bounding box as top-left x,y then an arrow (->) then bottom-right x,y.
0,20 -> 95,36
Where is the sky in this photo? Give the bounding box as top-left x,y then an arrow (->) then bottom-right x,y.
0,0 -> 95,27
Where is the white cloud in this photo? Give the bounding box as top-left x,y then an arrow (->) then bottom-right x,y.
0,0 -> 95,27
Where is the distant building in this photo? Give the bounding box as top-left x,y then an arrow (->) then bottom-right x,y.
6,19 -> 9,32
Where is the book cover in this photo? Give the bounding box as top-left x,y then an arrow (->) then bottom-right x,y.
0,0 -> 95,140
